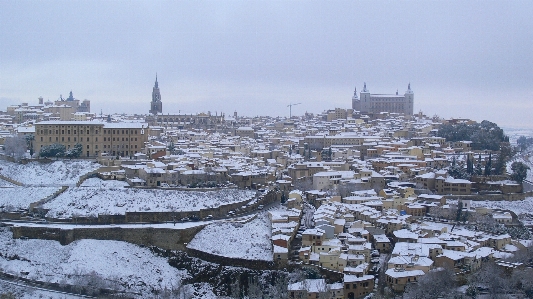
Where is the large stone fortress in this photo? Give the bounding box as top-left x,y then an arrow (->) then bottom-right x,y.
352,83 -> 414,115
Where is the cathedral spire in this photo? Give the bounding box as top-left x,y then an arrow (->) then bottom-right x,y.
353,86 -> 357,96
155,73 -> 158,88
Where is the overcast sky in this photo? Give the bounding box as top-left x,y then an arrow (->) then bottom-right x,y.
1,1 -> 532,127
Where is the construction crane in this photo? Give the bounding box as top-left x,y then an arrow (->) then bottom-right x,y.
287,102 -> 301,118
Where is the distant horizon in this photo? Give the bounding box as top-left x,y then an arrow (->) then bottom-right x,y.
1,1 -> 532,128
1,94 -> 532,131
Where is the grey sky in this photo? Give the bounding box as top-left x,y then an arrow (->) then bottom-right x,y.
1,1 -> 532,127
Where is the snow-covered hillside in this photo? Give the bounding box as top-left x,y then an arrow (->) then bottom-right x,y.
187,214 -> 273,261
0,228 -> 187,296
0,187 -> 60,210
0,160 -> 99,186
471,197 -> 533,216
79,177 -> 129,188
43,188 -> 255,218
0,179 -> 15,187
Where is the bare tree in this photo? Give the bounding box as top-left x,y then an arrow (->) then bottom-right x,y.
4,135 -> 27,161
404,267 -> 457,299
247,275 -> 263,299
293,177 -> 313,191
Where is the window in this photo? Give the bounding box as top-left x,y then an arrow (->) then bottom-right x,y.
74,137 -> 77,142
74,130 -> 76,134
95,137 -> 98,142
55,137 -> 58,141
40,137 -> 43,141
95,130 -> 98,134
87,137 -> 89,142
87,145 -> 89,149
68,137 -> 70,142
86,130 -> 89,134
67,130 -> 70,134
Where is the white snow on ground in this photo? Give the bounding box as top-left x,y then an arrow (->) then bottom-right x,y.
470,197 -> 533,216
43,188 -> 255,218
79,177 -> 129,188
0,179 -> 15,187
0,280 -> 83,299
181,283 -> 219,299
0,160 -> 99,186
187,214 -> 273,261
0,228 -> 187,296
0,187 -> 60,210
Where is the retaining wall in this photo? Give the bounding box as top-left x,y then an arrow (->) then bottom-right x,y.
446,191 -> 533,201
0,173 -> 23,186
10,224 -> 206,251
186,247 -> 276,270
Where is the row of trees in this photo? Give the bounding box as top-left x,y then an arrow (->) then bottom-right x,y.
448,151 -> 528,183
39,143 -> 83,158
437,120 -> 508,151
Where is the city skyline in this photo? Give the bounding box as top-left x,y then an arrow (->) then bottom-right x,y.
1,1 -> 532,127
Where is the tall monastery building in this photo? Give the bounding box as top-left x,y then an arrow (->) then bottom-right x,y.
352,83 -> 414,115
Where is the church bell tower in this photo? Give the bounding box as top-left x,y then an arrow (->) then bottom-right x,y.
150,74 -> 162,115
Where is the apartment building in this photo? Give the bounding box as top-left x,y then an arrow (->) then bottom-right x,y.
34,121 -> 148,158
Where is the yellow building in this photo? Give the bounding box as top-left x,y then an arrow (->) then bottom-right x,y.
34,121 -> 149,158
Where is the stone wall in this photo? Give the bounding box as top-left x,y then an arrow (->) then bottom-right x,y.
0,173 -> 23,186
10,224 -> 206,251
186,247 -> 276,270
29,185 -> 69,213
446,191 -> 533,201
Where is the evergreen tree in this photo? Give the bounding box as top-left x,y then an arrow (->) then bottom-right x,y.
510,161 -> 530,183
25,134 -> 34,157
39,143 -> 66,158
484,153 -> 492,176
456,200 -> 463,222
65,143 -> 83,158
466,156 -> 474,174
